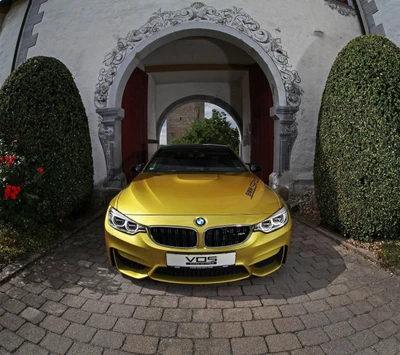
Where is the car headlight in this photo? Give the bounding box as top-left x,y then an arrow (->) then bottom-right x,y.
108,207 -> 146,235
254,206 -> 289,233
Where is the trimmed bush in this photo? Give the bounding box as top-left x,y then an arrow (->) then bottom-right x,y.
0,56 -> 93,223
314,35 -> 400,241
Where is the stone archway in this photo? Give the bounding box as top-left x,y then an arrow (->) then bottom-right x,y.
95,2 -> 303,188
156,95 -> 244,141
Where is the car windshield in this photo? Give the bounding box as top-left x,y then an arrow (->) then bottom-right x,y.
144,146 -> 248,173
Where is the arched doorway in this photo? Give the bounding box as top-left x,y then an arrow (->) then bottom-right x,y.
158,98 -> 243,161
121,63 -> 275,184
155,89 -> 274,184
95,3 -> 302,189
156,95 -> 244,142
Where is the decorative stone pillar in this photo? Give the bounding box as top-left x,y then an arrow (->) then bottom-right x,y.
96,107 -> 126,189
270,105 -> 299,175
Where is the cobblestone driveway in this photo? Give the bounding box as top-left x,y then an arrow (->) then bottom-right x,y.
0,219 -> 399,355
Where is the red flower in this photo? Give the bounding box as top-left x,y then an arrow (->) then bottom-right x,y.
4,186 -> 11,199
5,156 -> 11,162
0,157 -> 3,163
7,161 -> 13,167
4,185 -> 21,200
37,167 -> 44,175
11,155 -> 17,161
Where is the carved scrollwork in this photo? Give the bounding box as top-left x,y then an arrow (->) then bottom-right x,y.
324,0 -> 357,17
99,124 -> 114,138
94,3 -> 303,109
281,122 -> 298,136
191,2 -> 206,10
280,116 -> 298,158
98,123 -> 114,174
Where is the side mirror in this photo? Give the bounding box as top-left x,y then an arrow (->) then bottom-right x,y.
131,163 -> 145,173
247,164 -> 262,173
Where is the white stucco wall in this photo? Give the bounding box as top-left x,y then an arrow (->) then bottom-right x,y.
373,0 -> 400,47
290,28 -> 350,182
0,0 -> 28,86
287,8 -> 363,183
0,0 -> 364,188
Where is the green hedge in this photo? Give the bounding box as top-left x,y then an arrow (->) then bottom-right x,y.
0,56 -> 93,222
173,109 -> 240,154
314,35 -> 400,241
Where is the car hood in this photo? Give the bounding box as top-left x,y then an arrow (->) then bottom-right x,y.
116,172 -> 282,215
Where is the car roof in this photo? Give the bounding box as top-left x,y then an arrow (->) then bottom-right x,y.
160,144 -> 229,150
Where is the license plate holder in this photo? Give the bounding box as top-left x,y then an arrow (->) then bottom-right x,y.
166,252 -> 236,268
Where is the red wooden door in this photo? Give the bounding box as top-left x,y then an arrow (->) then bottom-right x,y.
249,63 -> 274,183
122,68 -> 148,183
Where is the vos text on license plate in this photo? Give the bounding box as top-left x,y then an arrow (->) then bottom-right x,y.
166,253 -> 236,268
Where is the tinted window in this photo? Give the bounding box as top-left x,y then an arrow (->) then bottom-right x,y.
144,146 -> 247,173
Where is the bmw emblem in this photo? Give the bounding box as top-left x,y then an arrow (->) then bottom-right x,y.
195,217 -> 206,227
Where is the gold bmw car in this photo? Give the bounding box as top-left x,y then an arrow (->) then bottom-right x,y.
105,144 -> 291,284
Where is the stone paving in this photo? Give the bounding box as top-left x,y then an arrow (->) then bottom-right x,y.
0,218 -> 399,355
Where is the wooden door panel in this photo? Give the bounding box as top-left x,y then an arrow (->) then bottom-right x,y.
122,68 -> 148,183
249,63 -> 274,183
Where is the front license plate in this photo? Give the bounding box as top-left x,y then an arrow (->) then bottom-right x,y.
166,252 -> 236,268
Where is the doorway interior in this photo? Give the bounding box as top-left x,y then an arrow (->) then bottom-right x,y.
120,37 -> 275,184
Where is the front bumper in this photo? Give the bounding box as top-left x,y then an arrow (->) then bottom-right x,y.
104,214 -> 291,284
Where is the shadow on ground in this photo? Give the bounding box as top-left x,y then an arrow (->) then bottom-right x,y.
31,219 -> 348,302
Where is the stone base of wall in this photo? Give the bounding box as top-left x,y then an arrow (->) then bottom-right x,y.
293,180 -> 315,194
92,187 -> 120,207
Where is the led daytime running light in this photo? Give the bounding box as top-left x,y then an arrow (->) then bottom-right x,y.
254,206 -> 289,234
108,207 -> 146,235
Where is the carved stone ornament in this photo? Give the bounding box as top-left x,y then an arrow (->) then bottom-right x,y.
191,2 -> 206,9
94,3 -> 303,109
280,118 -> 298,158
324,0 -> 357,17
98,125 -> 114,174
99,125 -> 114,139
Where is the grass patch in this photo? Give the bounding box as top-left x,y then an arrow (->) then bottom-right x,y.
0,224 -> 56,266
377,240 -> 400,271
